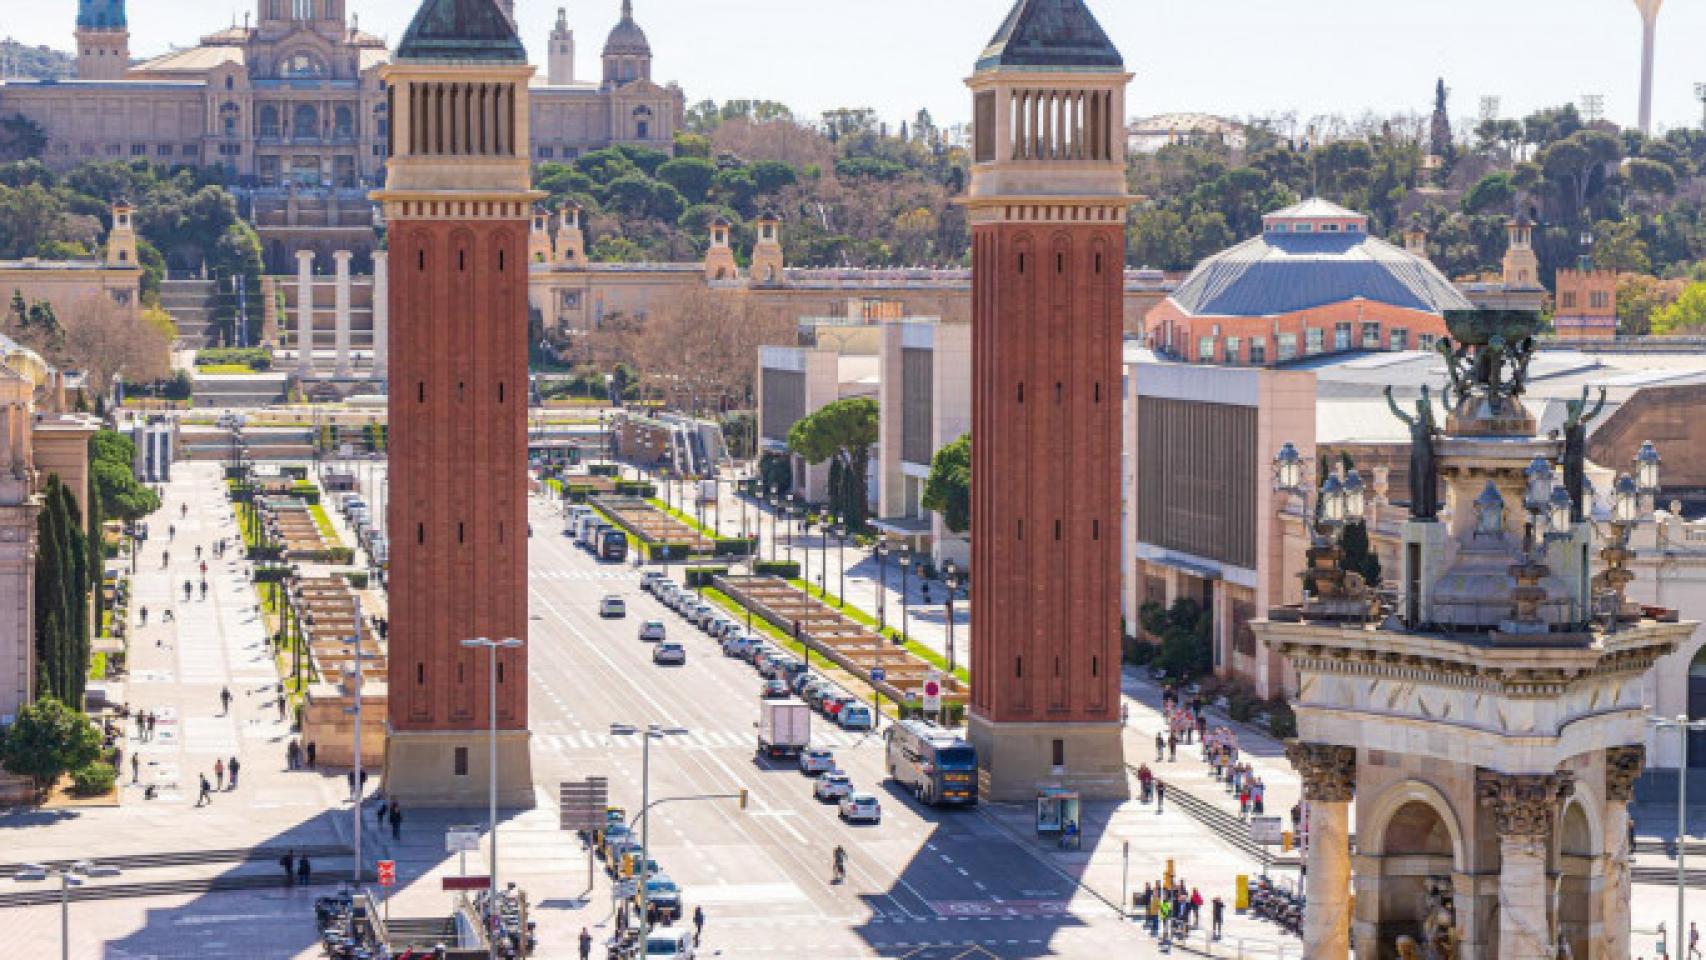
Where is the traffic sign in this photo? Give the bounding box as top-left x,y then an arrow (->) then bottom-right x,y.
446,826 -> 482,853
870,668 -> 886,684
614,880 -> 638,899
376,860 -> 396,887
1249,816 -> 1284,847
443,875 -> 490,892
560,777 -> 610,832
923,672 -> 942,713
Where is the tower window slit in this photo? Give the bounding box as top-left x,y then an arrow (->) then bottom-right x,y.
1092,656 -> 1099,677
458,250 -> 466,271
1054,657 -> 1060,678
1017,382 -> 1024,404
417,523 -> 424,544
417,382 -> 425,403
1056,252 -> 1064,273
498,382 -> 505,403
458,522 -> 464,544
1055,519 -> 1062,540
417,664 -> 425,685
498,522 -> 504,543
1016,656 -> 1023,679
1056,382 -> 1063,404
498,249 -> 505,271
1017,518 -> 1023,540
497,663 -> 504,684
1094,383 -> 1101,403
458,663 -> 464,683
1095,252 -> 1102,274
1017,253 -> 1025,274
417,249 -> 425,271
1093,518 -> 1100,540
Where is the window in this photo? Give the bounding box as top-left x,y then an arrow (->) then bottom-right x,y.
1305,327 -> 1324,354
1277,332 -> 1298,362
1391,328 -> 1409,351
1321,223 -> 1340,233
1248,337 -> 1267,365
225,76 -> 235,90
1561,291 -> 1578,309
282,51 -> 324,77
537,146 -> 555,159
130,144 -> 146,156
1223,336 -> 1241,365
157,144 -> 173,157
1418,333 -> 1437,352
453,747 -> 469,776
1051,740 -> 1065,767
259,105 -> 281,138
1293,223 -> 1314,233
1345,223 -> 1360,233
1590,290 -> 1610,309
1334,322 -> 1352,351
1269,223 -> 1288,233
1197,337 -> 1215,362
1361,322 -> 1382,350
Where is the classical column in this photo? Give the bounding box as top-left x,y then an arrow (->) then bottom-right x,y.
371,251 -> 389,382
295,250 -> 315,378
1478,770 -> 1575,960
333,250 -> 353,378
1603,747 -> 1645,960
1287,741 -> 1356,960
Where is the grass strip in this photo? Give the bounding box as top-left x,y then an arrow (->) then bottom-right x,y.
786,579 -> 970,684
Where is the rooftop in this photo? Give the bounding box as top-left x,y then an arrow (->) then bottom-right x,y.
975,0 -> 1123,72
396,0 -> 528,65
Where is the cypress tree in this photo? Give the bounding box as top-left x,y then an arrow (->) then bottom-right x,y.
33,477 -> 66,703
57,483 -> 89,708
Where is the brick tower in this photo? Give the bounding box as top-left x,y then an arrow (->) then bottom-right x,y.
965,0 -> 1133,802
373,0 -> 542,808
74,0 -> 130,82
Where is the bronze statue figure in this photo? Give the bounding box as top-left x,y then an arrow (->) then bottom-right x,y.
1562,385 -> 1607,523
1508,336 -> 1537,396
1386,384 -> 1440,520
1436,337 -> 1469,404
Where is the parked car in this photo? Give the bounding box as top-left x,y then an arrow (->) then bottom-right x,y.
791,671 -> 818,695
600,595 -> 627,618
720,633 -> 752,658
642,926 -> 695,959
822,695 -> 854,720
653,642 -> 687,666
802,681 -> 835,710
638,620 -> 667,642
761,678 -> 790,699
688,603 -> 717,627
813,772 -> 854,803
839,792 -> 882,823
799,748 -> 836,775
641,571 -> 665,594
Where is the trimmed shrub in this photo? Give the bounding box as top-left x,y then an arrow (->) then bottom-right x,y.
281,466 -> 309,480
614,480 -> 657,498
712,537 -> 757,557
1265,699 -> 1298,739
753,560 -> 800,579
589,464 -> 619,478
194,347 -> 273,371
253,565 -> 292,584
324,547 -> 356,565
564,483 -> 596,503
648,542 -> 692,562
71,762 -> 117,795
340,571 -> 371,589
685,566 -> 730,587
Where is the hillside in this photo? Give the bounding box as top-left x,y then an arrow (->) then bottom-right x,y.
1,42 -> 74,81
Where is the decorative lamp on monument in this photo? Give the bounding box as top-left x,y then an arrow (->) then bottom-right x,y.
1473,482 -> 1507,539
1596,472 -> 1646,625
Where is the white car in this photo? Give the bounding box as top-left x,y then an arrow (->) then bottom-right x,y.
839,792 -> 882,824
638,620 -> 667,642
813,772 -> 854,803
688,603 -> 717,627
799,749 -> 835,775
641,571 -> 665,594
652,642 -> 687,666
721,632 -> 754,658
600,595 -> 627,618
643,927 -> 695,959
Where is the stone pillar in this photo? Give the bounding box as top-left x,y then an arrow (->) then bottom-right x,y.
1603,747 -> 1645,960
1478,770 -> 1574,960
372,251 -> 389,382
295,250 -> 315,378
1287,742 -> 1356,960
333,250 -> 353,378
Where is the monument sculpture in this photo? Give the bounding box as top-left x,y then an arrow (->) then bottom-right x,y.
1563,386 -> 1608,522
1257,307 -> 1694,960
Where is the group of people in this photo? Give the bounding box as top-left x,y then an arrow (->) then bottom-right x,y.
278,849 -> 313,887
368,795 -> 405,840
1134,880 -> 1224,944
194,754 -> 243,806
287,739 -> 318,770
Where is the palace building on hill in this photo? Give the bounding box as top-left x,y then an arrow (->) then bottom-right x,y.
0,0 -> 683,269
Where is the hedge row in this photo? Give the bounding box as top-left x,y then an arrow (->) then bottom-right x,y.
753,560 -> 800,579
684,566 -> 730,587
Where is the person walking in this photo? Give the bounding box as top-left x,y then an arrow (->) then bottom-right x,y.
578,928 -> 592,960
306,741 -> 317,767
693,905 -> 704,942
197,774 -> 212,807
280,850 -> 295,888
1211,895 -> 1225,939
1155,733 -> 1165,763
297,856 -> 312,886
214,758 -> 225,791
130,753 -> 140,783
1144,887 -> 1159,935
1155,781 -> 1166,814
219,686 -> 233,715
229,756 -> 241,789
389,802 -> 402,840
1167,731 -> 1178,762
287,740 -> 300,770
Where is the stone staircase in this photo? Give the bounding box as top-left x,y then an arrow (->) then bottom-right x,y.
0,844 -> 358,907
159,279 -> 223,349
191,372 -> 291,409
1143,766 -> 1298,869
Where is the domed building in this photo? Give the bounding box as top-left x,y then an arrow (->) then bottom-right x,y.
1146,198 -> 1470,365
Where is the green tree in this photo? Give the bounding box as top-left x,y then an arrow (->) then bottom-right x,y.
0,183 -> 64,259
0,114 -> 47,163
90,430 -> 160,523
1654,281 -> 1706,334
0,697 -> 101,790
655,157 -> 717,204
749,160 -> 798,195
786,397 -> 878,530
921,433 -> 970,534
1591,218 -> 1651,273
1616,273 -> 1684,335
1463,172 -> 1515,215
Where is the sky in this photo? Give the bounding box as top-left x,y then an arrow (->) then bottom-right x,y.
8,0 -> 1706,136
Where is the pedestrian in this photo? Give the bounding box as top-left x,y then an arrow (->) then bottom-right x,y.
1155,781 -> 1166,814
1239,785 -> 1250,817
347,770 -> 357,798
287,739 -> 300,770
1190,887 -> 1203,929
389,802 -> 402,840
130,752 -> 140,783
579,927 -> 592,960
220,686 -> 233,715
280,849 -> 295,887
1157,897 -> 1172,945
229,756 -> 241,789
1629,815 -> 1637,852
1120,703 -> 1129,727
306,741 -> 317,767
277,696 -> 286,722
1253,780 -> 1265,816
1155,732 -> 1165,763
214,758 -> 225,790
1168,731 -> 1177,762
1144,887 -> 1159,934
1692,922 -> 1702,960
297,856 -> 311,886
1211,895 -> 1225,939
197,773 -> 212,807
693,905 -> 704,942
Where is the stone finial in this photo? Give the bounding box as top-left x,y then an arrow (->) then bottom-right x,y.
1476,770 -> 1574,840
1285,741 -> 1356,803
1605,745 -> 1645,805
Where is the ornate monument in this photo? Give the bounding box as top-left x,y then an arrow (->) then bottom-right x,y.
1257,307 -> 1695,959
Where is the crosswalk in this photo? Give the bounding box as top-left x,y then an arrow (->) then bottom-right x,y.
530,568 -> 644,582
533,727 -> 878,753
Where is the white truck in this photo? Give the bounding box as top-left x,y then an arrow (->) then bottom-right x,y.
757,699 -> 811,761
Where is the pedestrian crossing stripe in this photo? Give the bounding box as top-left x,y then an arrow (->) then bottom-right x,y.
530,569 -> 643,581
533,729 -> 873,752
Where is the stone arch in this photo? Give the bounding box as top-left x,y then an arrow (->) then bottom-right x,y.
1554,797 -> 1596,960
292,104 -> 320,140
1358,780 -> 1467,960
1688,644 -> 1706,765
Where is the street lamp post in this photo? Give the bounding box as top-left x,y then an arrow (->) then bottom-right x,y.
1651,714 -> 1706,960
818,510 -> 830,598
833,524 -> 848,607
875,541 -> 889,632
898,545 -> 913,647
943,560 -> 961,676
343,598 -> 367,888
460,635 -> 524,957
611,723 -> 688,951
13,861 -> 118,960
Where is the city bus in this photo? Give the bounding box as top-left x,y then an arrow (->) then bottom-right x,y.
884,719 -> 978,807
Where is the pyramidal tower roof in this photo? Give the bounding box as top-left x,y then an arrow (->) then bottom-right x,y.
975,0 -> 1123,72
77,0 -> 127,30
396,0 -> 527,64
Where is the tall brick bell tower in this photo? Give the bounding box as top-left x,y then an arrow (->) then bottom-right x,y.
374,0 -> 542,808
965,0 -> 1132,802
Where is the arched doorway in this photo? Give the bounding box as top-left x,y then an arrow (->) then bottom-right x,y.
1555,801 -> 1594,960
1688,646 -> 1706,765
1372,799 -> 1458,958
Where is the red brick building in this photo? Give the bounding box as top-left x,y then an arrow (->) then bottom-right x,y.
1145,199 -> 1469,365
965,0 -> 1130,802
1554,266 -> 1620,339
375,0 -> 541,807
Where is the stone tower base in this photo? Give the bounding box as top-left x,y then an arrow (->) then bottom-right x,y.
382,729 -> 536,809
967,713 -> 1130,804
